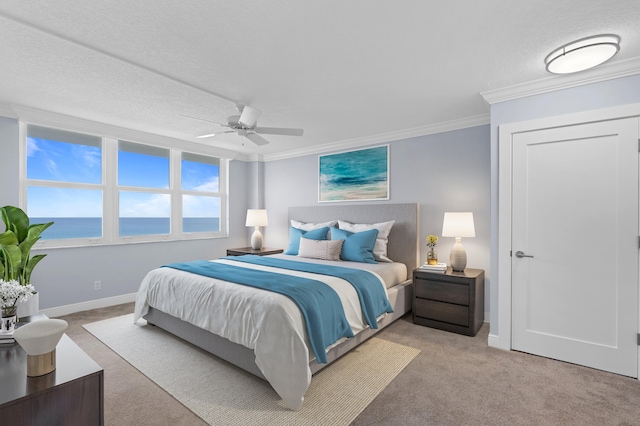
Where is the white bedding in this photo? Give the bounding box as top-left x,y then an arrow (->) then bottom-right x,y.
271,254 -> 408,288
133,256 -> 402,410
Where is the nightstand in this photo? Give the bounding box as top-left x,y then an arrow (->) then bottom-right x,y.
412,268 -> 484,336
226,247 -> 284,256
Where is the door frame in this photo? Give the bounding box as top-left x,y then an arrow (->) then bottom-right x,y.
496,103 -> 640,375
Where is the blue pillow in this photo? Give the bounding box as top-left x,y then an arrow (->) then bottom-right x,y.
330,227 -> 379,264
284,227 -> 330,255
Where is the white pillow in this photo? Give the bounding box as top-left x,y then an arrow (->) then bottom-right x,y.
290,219 -> 338,231
338,220 -> 395,262
298,238 -> 343,261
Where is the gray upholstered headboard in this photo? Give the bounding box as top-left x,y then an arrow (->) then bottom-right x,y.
288,203 -> 419,271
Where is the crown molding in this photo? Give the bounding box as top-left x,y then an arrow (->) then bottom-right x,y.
262,113 -> 490,162
233,152 -> 263,162
7,104 -> 239,159
481,56 -> 640,105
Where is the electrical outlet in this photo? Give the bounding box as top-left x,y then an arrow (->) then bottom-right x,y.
94,280 -> 101,291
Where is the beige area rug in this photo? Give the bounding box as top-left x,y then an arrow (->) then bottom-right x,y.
84,314 -> 420,426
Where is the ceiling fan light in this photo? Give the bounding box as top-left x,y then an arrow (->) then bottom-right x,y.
238,105 -> 262,127
545,34 -> 620,74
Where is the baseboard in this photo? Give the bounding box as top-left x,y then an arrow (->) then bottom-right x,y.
42,292 -> 137,318
487,333 -> 501,349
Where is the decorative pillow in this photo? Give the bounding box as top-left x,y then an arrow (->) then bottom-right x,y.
284,226 -> 330,255
330,227 -> 379,264
338,220 -> 395,262
290,219 -> 338,231
298,238 -> 344,261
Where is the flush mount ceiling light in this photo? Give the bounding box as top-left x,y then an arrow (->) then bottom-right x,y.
545,34 -> 620,74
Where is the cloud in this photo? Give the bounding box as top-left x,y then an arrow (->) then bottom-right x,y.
46,158 -> 58,175
120,193 -> 170,217
193,176 -> 219,192
75,145 -> 101,169
26,138 -> 41,157
183,194 -> 220,217
28,187 -> 102,217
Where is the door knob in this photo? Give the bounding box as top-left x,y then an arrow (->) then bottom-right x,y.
515,250 -> 534,258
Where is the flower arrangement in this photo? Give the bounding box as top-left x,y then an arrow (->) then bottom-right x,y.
426,235 -> 438,248
425,235 -> 439,265
1,279 -> 35,316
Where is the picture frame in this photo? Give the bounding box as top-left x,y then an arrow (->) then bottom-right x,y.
318,145 -> 389,202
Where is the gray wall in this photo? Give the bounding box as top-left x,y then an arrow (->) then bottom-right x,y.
0,116 -> 250,310
263,125 -> 492,317
489,73 -> 640,336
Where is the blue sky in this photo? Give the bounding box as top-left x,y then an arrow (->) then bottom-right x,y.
27,137 -> 220,218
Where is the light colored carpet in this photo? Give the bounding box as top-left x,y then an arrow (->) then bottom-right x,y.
84,314 -> 420,426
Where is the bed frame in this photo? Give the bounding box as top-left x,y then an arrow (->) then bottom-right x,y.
144,203 -> 419,379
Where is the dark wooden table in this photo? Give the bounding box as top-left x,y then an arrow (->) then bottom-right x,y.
226,247 -> 284,256
412,268 -> 485,336
0,316 -> 104,425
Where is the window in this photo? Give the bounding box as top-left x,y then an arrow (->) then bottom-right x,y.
24,124 -> 227,247
181,153 -> 221,233
26,125 -> 104,240
118,141 -> 171,237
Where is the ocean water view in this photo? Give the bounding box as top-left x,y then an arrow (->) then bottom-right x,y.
33,217 -> 220,239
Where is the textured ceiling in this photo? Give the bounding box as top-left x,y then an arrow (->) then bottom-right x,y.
1,1 -> 639,159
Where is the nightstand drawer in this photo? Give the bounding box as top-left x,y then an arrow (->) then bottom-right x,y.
414,299 -> 469,327
415,279 -> 469,305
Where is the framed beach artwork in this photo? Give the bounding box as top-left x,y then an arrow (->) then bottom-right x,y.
318,145 -> 389,202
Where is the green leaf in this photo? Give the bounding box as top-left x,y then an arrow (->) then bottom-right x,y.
27,222 -> 54,241
0,245 -> 22,281
0,230 -> 19,246
1,206 -> 29,243
23,254 -> 47,285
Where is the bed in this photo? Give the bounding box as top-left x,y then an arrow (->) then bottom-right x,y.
133,203 -> 419,410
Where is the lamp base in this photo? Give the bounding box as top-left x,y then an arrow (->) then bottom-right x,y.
449,237 -> 467,272
250,228 -> 263,250
27,349 -> 56,377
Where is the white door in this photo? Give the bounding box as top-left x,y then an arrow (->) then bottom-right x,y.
511,117 -> 639,377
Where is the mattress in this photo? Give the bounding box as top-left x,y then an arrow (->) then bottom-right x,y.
133,255 -> 404,410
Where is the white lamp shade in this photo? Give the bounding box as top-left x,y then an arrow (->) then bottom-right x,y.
245,209 -> 268,227
13,319 -> 68,356
442,212 -> 475,238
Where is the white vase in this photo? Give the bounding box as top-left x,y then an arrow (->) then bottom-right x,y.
1,313 -> 17,332
17,291 -> 40,318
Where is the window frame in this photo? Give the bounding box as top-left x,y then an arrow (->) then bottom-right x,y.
20,123 -> 229,248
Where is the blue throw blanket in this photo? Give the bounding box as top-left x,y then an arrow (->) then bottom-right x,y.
163,260 -> 353,363
225,255 -> 394,328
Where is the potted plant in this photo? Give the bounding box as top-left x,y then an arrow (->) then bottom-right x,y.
0,206 -> 54,317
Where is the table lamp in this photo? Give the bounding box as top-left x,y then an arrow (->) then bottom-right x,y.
441,212 -> 475,272
13,319 -> 68,377
246,209 -> 268,249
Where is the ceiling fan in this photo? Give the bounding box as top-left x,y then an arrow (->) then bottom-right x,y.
180,105 -> 304,146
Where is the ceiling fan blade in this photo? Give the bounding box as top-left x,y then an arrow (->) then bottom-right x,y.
245,132 -> 270,146
196,130 -> 234,139
178,114 -> 227,127
196,133 -> 216,139
254,127 -> 304,136
238,105 -> 262,127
